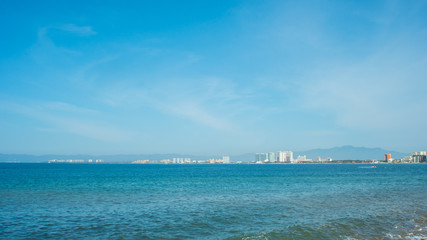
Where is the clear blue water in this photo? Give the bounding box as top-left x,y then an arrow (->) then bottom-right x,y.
1,163 -> 426,239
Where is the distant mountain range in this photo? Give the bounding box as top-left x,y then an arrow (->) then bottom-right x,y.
294,145 -> 409,161
0,145 -> 410,163
234,146 -> 409,162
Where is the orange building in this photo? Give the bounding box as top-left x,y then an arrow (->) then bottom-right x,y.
384,154 -> 391,161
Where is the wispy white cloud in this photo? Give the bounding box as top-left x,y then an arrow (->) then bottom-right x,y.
154,99 -> 233,131
32,23 -> 97,61
58,24 -> 97,36
98,78 -> 257,132
37,24 -> 97,40
301,33 -> 427,132
0,100 -> 133,142
43,116 -> 132,142
42,101 -> 98,115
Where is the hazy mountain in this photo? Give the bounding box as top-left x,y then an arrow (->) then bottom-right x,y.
0,146 -> 410,163
294,145 -> 409,160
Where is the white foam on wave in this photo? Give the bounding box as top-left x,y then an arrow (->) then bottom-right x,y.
385,230 -> 427,240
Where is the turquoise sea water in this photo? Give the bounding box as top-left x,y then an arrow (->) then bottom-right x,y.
0,163 -> 426,239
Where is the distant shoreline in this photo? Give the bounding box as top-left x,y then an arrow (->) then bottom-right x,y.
0,161 -> 425,165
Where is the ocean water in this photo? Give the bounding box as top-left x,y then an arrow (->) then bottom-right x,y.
0,163 -> 426,239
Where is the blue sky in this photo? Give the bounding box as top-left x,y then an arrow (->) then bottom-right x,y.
1,0 -> 426,155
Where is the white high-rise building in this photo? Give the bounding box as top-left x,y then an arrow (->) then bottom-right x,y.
412,151 -> 427,163
223,156 -> 230,164
277,151 -> 293,163
268,152 -> 276,163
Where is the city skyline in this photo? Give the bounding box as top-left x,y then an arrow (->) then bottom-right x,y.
1,1 -> 426,155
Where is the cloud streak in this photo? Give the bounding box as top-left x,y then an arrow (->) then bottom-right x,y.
98,78 -> 258,132
301,32 -> 427,132
58,24 -> 97,36
0,100 -> 132,142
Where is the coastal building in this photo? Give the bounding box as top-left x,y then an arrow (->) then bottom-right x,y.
400,156 -> 412,163
297,155 -> 306,162
132,159 -> 150,164
160,159 -> 171,164
223,156 -> 230,164
172,157 -> 191,164
384,154 -> 391,162
296,155 -> 313,163
268,152 -> 276,163
48,159 -> 85,163
412,151 -> 427,163
255,152 -> 276,163
277,151 -> 293,163
255,153 -> 268,162
208,158 -> 223,164
316,157 -> 333,162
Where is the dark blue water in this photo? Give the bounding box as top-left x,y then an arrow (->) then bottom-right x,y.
1,163 -> 426,239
